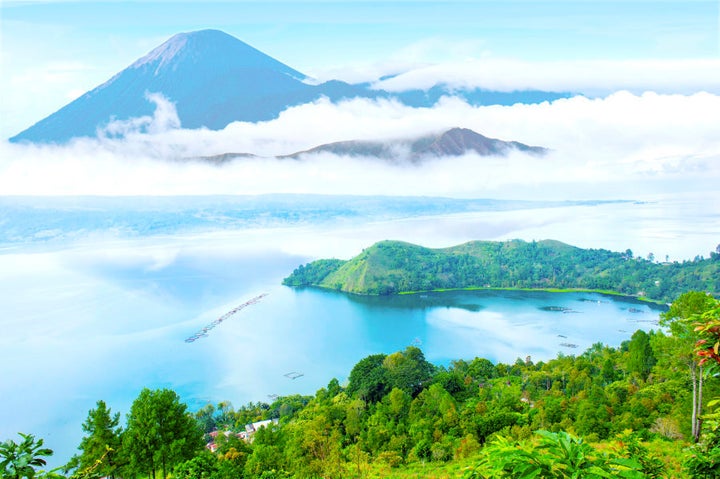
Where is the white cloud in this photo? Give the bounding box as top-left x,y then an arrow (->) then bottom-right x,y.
0,91 -> 717,198
100,92 -> 181,137
370,58 -> 720,96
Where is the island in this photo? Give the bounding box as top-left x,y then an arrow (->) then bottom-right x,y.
283,239 -> 720,303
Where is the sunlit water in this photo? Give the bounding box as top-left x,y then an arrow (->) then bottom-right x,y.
0,192 -> 717,466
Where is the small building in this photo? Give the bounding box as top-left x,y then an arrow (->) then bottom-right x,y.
206,419 -> 280,452
244,419 -> 279,441
245,419 -> 276,433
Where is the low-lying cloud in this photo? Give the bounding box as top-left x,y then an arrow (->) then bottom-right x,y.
1,91 -> 718,199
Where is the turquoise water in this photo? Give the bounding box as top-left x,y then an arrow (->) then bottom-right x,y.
0,244 -> 663,465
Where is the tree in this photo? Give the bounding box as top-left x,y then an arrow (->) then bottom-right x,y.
467,357 -> 497,382
659,291 -> 718,441
684,298 -> 720,478
72,400 -> 122,478
627,330 -> 656,380
173,453 -> 218,479
240,420 -> 288,478
693,300 -> 720,368
194,404 -> 217,434
123,388 -> 203,479
383,346 -> 435,397
0,433 -> 56,479
346,353 -> 389,403
710,244 -> 720,261
213,433 -> 251,479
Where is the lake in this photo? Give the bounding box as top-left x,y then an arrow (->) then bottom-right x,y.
0,192 -> 716,465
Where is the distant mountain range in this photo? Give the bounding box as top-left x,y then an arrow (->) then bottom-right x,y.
195,127 -> 546,163
10,29 -> 572,144
287,127 -> 546,161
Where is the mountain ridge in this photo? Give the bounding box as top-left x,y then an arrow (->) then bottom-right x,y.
194,127 -> 546,163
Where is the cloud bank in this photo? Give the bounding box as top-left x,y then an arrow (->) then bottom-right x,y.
368,58 -> 720,96
1,91 -> 718,199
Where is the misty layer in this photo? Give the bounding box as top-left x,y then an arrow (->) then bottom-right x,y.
0,91 -> 718,197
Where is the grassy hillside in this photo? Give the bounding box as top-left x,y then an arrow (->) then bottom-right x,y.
283,239 -> 720,302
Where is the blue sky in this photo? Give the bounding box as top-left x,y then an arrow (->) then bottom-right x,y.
4,1 -> 717,66
1,1 -> 718,138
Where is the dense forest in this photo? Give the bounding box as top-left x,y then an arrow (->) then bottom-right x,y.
5,292 -> 720,479
283,239 -> 720,303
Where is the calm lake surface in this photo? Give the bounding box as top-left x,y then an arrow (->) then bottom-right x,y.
0,192 -> 716,465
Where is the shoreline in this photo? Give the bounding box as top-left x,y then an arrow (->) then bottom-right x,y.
289,283 -> 669,307
397,286 -> 668,306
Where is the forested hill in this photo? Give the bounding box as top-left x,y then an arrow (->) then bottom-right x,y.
283,239 -> 720,302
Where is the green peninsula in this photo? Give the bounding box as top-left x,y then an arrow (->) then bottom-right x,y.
283,239 -> 720,302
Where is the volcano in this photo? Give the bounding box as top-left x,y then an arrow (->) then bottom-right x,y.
11,30 -> 570,144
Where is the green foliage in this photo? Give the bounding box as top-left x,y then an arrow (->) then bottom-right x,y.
243,444 -> 286,479
281,259 -> 347,287
467,430 -> 646,479
657,292 -> 720,442
173,453 -> 218,479
346,353 -> 390,403
70,400 -> 122,479
194,401 -> 236,434
691,300 -> 720,369
123,388 -> 203,479
684,296 -> 720,478
0,433 -> 57,479
172,449 -> 247,479
243,423 -> 288,479
467,357 -> 497,382
683,399 -> 720,478
283,239 -> 720,301
614,430 -> 666,478
627,330 -> 656,380
346,347 -> 435,403
473,411 -> 523,443
383,346 -> 435,397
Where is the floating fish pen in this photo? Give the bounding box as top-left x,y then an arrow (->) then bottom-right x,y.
540,306 -> 581,313
185,293 -> 268,343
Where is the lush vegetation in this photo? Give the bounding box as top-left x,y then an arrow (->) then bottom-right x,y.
6,292 -> 720,479
283,239 -> 720,302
